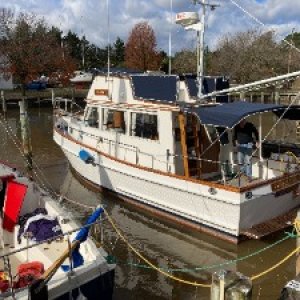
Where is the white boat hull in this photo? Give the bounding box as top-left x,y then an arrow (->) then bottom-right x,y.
54,129 -> 300,239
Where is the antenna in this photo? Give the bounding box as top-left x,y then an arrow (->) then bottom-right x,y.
176,1 -> 219,99
168,0 -> 173,75
106,0 -> 111,98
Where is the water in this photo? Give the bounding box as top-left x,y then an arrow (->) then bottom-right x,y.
0,107 -> 299,299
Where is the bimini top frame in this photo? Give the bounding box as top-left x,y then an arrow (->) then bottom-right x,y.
186,101 -> 300,129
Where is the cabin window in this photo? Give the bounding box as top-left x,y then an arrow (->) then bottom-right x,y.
85,107 -> 99,128
103,109 -> 126,133
131,113 -> 159,140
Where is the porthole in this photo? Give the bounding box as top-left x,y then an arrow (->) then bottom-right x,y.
245,191 -> 253,199
208,187 -> 217,195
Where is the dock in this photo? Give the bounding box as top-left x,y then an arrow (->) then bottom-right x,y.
0,88 -> 89,108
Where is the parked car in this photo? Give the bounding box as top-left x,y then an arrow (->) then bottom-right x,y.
26,80 -> 47,90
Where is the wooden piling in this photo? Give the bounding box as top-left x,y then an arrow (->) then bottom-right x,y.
296,121 -> 300,137
1,90 -> 7,117
275,91 -> 280,105
280,210 -> 300,299
19,99 -> 33,171
211,270 -> 252,300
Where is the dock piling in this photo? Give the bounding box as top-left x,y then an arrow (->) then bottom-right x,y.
19,98 -> 33,171
1,90 -> 7,117
211,270 -> 252,300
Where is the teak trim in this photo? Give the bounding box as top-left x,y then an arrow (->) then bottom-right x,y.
54,127 -> 300,194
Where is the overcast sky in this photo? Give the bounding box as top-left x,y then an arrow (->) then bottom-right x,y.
2,0 -> 300,53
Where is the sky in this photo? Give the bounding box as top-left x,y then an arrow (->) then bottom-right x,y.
2,0 -> 300,53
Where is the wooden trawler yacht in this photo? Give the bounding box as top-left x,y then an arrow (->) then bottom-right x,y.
53,70 -> 300,242
54,4 -> 300,242
0,161 -> 115,299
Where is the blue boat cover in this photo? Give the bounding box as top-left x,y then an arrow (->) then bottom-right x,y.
188,101 -> 289,128
131,75 -> 177,103
184,75 -> 230,102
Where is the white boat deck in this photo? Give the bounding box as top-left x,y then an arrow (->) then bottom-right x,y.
0,162 -> 115,300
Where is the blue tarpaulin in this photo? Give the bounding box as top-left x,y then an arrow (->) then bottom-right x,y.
188,101 -> 291,128
62,207 -> 104,272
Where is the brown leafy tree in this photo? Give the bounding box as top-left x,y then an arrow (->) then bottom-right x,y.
209,29 -> 287,84
125,22 -> 162,72
0,9 -> 76,94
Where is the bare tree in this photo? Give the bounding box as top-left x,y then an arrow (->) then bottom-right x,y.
125,22 -> 162,71
0,10 -> 76,94
172,49 -> 197,74
210,29 -> 287,84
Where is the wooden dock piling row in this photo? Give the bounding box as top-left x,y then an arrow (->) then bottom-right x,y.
232,90 -> 300,105
0,88 -> 88,109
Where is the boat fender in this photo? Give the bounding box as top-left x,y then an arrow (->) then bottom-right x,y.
15,261 -> 44,288
79,150 -> 94,164
0,272 -> 9,293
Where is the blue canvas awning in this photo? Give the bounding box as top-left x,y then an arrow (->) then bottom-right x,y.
188,101 -> 298,128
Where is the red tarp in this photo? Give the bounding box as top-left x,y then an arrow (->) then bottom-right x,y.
3,181 -> 27,232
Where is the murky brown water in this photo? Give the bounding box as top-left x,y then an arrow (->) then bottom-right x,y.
0,107 -> 299,299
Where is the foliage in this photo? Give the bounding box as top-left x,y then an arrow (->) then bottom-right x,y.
282,31 -> 300,73
125,22 -> 162,71
209,29 -> 287,83
112,37 -> 125,67
172,49 -> 197,74
0,9 -> 76,92
284,32 -> 300,49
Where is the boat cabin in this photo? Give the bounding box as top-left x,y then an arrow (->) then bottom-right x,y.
57,74 -> 300,189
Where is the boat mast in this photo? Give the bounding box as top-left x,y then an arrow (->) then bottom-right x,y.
106,0 -> 111,97
194,0 -> 206,98
168,0 -> 173,75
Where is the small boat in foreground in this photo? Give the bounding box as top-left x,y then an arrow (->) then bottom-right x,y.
0,161 -> 115,299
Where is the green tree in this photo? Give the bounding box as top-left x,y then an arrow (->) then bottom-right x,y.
112,37 -> 125,67
63,30 -> 82,67
283,31 -> 300,73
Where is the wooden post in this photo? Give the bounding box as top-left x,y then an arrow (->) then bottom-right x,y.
211,270 -> 252,300
178,112 -> 189,178
296,121 -> 300,137
260,92 -> 264,103
239,92 -> 245,101
296,210 -> 300,276
1,90 -> 6,118
275,91 -> 280,105
71,87 -> 75,113
51,88 -> 55,106
19,99 -> 33,171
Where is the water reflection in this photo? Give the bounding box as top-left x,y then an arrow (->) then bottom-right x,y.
0,108 -> 298,299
